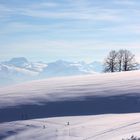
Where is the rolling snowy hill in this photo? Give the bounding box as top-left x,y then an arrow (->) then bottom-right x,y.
0,70 -> 140,139
0,57 -> 102,86
1,114 -> 140,140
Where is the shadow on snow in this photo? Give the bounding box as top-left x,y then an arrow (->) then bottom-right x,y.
0,94 -> 140,123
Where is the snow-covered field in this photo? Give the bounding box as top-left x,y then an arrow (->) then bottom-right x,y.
1,113 -> 140,140
0,70 -> 140,140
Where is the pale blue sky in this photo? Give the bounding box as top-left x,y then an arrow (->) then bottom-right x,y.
0,0 -> 140,62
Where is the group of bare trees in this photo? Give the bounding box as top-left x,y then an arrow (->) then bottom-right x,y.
104,49 -> 138,73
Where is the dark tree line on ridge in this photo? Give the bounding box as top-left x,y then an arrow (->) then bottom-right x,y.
104,49 -> 139,73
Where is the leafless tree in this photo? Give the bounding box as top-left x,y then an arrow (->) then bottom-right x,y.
104,50 -> 118,72
104,49 -> 138,73
117,49 -> 124,72
121,50 -> 138,71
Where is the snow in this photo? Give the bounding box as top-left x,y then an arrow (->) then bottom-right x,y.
0,70 -> 140,139
1,64 -> 38,76
0,58 -> 102,86
1,114 -> 140,140
0,70 -> 140,108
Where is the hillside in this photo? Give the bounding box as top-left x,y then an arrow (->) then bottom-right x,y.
0,70 -> 140,122
0,70 -> 140,140
1,114 -> 140,140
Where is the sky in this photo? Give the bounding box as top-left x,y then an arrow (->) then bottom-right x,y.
0,0 -> 140,62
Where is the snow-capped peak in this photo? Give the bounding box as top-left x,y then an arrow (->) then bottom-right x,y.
0,57 -> 103,86
4,57 -> 28,67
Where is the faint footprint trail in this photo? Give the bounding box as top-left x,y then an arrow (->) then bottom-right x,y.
83,121 -> 140,140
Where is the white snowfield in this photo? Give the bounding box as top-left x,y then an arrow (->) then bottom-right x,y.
0,70 -> 140,140
1,114 -> 140,140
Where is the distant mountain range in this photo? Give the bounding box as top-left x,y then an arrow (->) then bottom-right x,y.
0,57 -> 103,86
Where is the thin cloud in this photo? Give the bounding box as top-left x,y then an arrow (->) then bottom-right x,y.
101,24 -> 140,35
20,4 -> 121,22
114,0 -> 137,6
0,1 -> 122,22
32,2 -> 59,8
0,0 -> 139,62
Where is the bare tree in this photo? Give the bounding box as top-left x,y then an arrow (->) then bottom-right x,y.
117,49 -> 124,72
104,50 -> 118,72
121,50 -> 138,71
104,49 -> 138,73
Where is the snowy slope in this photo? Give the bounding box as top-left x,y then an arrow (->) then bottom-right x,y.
0,70 -> 140,140
1,114 -> 140,140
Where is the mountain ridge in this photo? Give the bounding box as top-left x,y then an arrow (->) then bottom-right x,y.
0,57 -> 103,86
